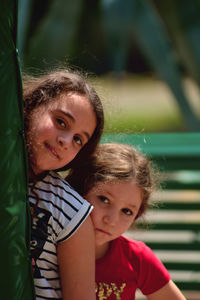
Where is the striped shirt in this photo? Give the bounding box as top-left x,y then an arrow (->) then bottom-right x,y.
29,171 -> 93,299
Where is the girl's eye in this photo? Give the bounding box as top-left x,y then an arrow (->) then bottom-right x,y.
74,135 -> 83,146
98,195 -> 109,204
122,208 -> 133,216
56,118 -> 66,128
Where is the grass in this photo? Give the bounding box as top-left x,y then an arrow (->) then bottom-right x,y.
91,73 -> 200,133
104,110 -> 183,133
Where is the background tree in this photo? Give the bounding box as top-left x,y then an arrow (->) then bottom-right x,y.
18,0 -> 200,131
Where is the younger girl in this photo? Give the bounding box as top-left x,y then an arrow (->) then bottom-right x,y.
67,143 -> 186,300
23,69 -> 104,299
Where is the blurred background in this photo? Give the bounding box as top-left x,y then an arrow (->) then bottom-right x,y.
16,2 -> 200,298
18,0 -> 200,133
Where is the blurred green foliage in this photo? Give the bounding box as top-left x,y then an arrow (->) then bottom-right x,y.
18,0 -> 200,131
154,0 -> 200,85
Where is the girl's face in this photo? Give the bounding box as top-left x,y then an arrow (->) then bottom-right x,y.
28,93 -> 96,175
85,180 -> 142,258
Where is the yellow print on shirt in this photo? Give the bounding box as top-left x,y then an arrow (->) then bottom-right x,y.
95,282 -> 126,300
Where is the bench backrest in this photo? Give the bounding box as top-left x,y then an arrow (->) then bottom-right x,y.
102,133 -> 200,298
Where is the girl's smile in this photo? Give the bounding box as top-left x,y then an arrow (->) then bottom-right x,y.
28,93 -> 97,175
44,142 -> 60,159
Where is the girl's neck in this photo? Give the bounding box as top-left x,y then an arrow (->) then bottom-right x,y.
95,242 -> 111,260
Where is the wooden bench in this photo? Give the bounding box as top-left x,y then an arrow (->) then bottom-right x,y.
101,132 -> 200,299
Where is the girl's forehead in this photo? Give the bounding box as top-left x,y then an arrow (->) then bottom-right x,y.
35,94 -> 90,117
55,93 -> 91,109
46,94 -> 70,108
92,179 -> 138,193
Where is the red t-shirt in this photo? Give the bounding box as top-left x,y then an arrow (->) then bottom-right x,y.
95,236 -> 170,300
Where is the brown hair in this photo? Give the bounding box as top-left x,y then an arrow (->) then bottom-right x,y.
67,143 -> 157,219
23,68 -> 104,171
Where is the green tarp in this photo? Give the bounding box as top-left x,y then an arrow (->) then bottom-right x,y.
0,0 -> 34,299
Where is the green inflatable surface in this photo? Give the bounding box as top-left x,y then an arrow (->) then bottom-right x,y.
0,0 -> 35,299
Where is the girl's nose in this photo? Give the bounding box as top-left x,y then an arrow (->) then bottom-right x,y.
56,134 -> 70,149
103,211 -> 118,226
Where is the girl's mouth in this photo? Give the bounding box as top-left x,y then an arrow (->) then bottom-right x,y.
96,228 -> 111,236
45,142 -> 60,159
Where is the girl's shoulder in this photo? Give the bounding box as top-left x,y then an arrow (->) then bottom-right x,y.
29,170 -> 89,210
117,235 -> 148,250
29,171 -> 93,243
43,171 -> 75,190
35,171 -> 84,199
117,235 -> 170,275
115,235 -> 157,260
108,236 -> 171,295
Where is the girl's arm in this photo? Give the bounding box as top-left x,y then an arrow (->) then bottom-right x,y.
147,280 -> 186,300
57,215 -> 96,300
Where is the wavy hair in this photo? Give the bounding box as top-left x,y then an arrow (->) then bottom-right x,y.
67,143 -> 158,219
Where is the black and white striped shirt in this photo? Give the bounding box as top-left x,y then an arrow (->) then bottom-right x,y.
29,171 -> 93,299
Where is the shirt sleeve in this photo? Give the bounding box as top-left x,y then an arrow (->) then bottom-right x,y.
38,171 -> 93,244
137,242 -> 171,295
56,198 -> 93,243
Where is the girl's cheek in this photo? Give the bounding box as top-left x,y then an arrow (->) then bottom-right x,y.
125,219 -> 134,231
91,208 -> 102,224
90,211 -> 97,224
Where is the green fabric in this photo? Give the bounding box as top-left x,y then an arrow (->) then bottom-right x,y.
0,0 -> 35,299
